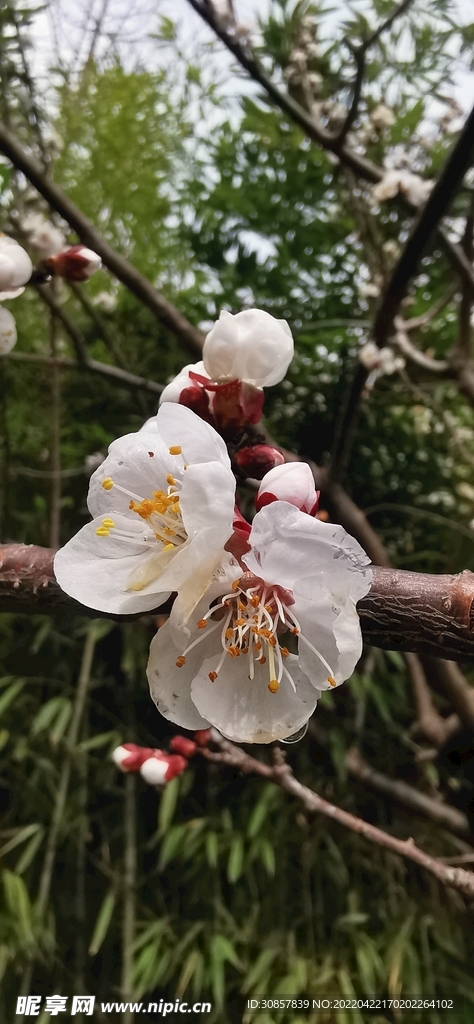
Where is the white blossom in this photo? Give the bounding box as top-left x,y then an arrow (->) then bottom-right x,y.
22,213 -> 65,258
0,308 -> 17,354
373,170 -> 433,207
256,463 -> 319,514
147,502 -> 372,743
93,291 -> 117,312
203,308 -> 294,387
359,341 -> 404,375
0,236 -> 32,299
54,404 -> 240,618
370,104 -> 395,129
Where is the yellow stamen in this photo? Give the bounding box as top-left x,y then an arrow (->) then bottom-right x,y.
95,526 -> 110,536
101,477 -> 114,490
268,679 -> 279,694
249,595 -> 260,607
169,445 -> 182,455
232,580 -> 240,591
163,527 -> 175,537
197,620 -> 208,629
163,543 -> 174,551
327,676 -> 337,688
280,646 -> 290,658
235,618 -> 246,627
176,656 -> 186,668
166,474 -> 176,485
101,518 -> 115,528
225,628 -> 234,639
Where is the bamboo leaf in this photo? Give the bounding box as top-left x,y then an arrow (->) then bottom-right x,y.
158,775 -> 180,833
227,834 -> 244,883
89,890 -> 116,955
0,680 -> 25,718
0,824 -> 41,859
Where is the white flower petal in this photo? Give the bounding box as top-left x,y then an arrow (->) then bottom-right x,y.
147,621 -> 211,730
157,401 -> 229,467
140,758 -> 168,786
159,361 -> 208,403
257,462 -> 317,512
191,652 -> 319,743
243,501 -> 372,600
0,307 -> 17,354
0,238 -> 32,290
87,428 -> 173,519
203,308 -> 294,387
54,512 -> 172,614
292,578 -> 363,688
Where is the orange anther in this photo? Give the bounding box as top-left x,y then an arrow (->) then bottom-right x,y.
197,620 -> 207,629
225,628 -> 234,640
268,679 -> 279,694
235,618 -> 246,627
208,671 -> 218,682
231,580 -> 240,591
175,656 -> 186,668
280,646 -> 290,657
250,595 -> 260,607
259,656 -> 267,665
327,676 -> 337,688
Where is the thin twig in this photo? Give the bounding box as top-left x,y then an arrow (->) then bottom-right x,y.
49,280 -> 62,550
202,731 -> 474,898
6,351 -> 163,396
346,745 -> 467,834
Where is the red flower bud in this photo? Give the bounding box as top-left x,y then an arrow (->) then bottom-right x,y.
112,743 -> 156,772
140,752 -> 188,786
44,245 -> 101,282
170,736 -> 198,757
233,444 -> 285,480
194,729 -> 212,747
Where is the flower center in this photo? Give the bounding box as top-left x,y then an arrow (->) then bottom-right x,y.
95,446 -> 189,591
175,580 -> 337,694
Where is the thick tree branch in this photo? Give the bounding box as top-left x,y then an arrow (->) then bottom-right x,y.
4,544 -> 474,662
346,745 -> 468,834
373,102 -> 474,348
0,123 -> 204,358
186,0 -> 474,293
202,733 -> 474,898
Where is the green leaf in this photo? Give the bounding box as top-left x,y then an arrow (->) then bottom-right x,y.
159,825 -> 187,868
227,835 -> 244,883
242,948 -> 278,993
206,832 -> 219,868
89,890 -> 116,955
0,680 -> 25,718
0,824 -> 41,859
259,840 -> 275,876
15,830 -> 44,876
158,774 -> 180,833
3,870 -> 34,944
31,697 -> 67,736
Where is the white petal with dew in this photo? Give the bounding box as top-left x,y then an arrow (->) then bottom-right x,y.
191,652 -> 319,744
244,501 -> 372,599
147,620 -> 211,730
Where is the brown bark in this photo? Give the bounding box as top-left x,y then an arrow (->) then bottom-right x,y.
4,544 -> 474,664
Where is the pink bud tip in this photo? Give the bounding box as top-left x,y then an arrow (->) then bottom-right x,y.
112,743 -> 156,772
194,729 -> 212,747
169,736 -> 198,757
233,444 -> 285,480
165,754 -> 188,780
45,245 -> 102,281
256,463 -> 320,515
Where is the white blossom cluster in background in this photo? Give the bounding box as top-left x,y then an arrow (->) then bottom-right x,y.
55,308 -> 373,746
359,340 -> 405,385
